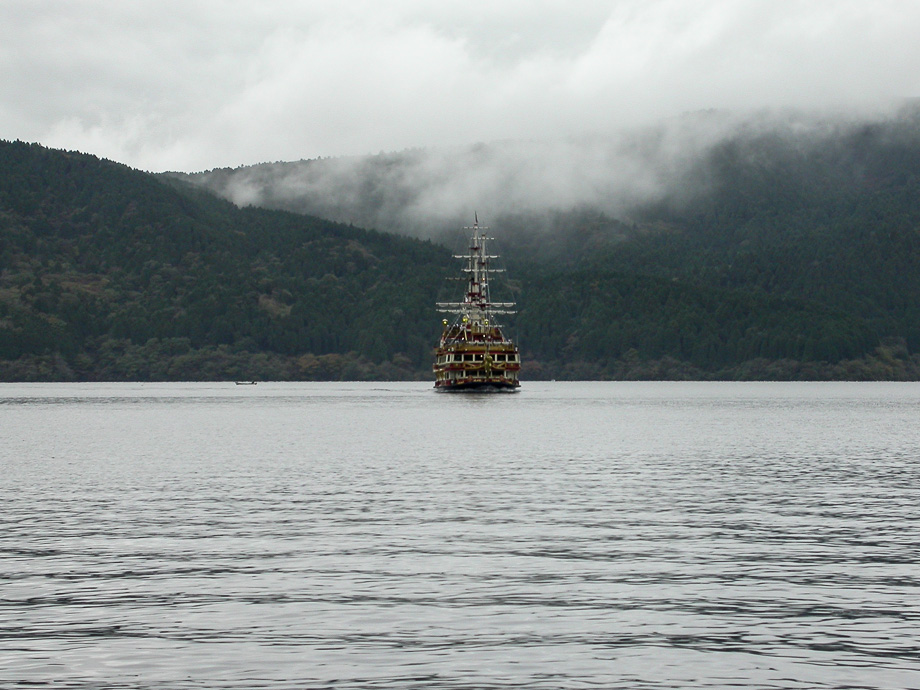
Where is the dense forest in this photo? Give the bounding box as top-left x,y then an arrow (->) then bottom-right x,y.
0,141 -> 447,380
3,116 -> 920,381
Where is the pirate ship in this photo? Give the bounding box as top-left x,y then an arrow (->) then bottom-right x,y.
433,217 -> 521,391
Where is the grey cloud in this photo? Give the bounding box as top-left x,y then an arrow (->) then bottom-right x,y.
184,109 -> 812,236
1,1 -> 918,171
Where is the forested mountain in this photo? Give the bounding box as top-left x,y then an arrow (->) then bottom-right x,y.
3,119 -> 920,381
512,115 -> 920,375
601,116 -> 920,348
0,141 -> 448,380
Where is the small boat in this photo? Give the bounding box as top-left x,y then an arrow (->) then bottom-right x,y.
433,216 -> 521,391
234,381 -> 258,385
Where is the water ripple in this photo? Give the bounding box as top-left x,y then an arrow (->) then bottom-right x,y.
2,382 -> 920,689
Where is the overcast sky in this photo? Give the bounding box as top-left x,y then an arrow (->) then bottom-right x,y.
2,0 -> 919,172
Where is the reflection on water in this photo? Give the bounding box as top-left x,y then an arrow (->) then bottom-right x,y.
2,382 -> 919,689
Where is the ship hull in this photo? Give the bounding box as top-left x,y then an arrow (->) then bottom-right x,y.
432,337 -> 521,391
434,377 -> 520,392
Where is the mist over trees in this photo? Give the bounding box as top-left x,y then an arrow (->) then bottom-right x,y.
4,107 -> 920,380
168,107 -> 920,245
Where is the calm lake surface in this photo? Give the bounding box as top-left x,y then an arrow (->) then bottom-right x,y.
2,381 -> 919,689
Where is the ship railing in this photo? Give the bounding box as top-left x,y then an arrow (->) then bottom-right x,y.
435,302 -> 516,308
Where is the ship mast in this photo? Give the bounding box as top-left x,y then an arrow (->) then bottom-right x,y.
436,216 -> 515,328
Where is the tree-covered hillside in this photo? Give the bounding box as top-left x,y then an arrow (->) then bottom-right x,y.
2,134 -> 918,381
512,115 -> 920,378
0,141 -> 449,380
597,116 -> 920,351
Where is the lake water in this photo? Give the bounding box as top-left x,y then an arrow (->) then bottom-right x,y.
2,381 -> 919,689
